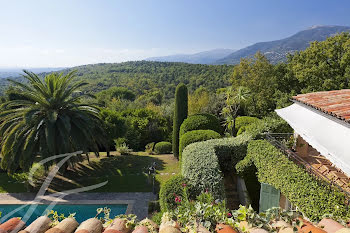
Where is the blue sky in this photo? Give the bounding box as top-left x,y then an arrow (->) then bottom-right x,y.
0,0 -> 350,67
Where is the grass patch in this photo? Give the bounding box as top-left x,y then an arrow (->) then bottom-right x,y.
0,152 -> 179,193
0,173 -> 27,193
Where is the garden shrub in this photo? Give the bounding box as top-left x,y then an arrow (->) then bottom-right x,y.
180,116 -> 292,200
236,140 -> 350,221
181,134 -> 251,199
151,211 -> 163,225
244,116 -> 292,139
179,113 -> 223,137
235,116 -> 261,132
154,141 -> 172,154
179,130 -> 221,161
173,83 -> 188,159
159,174 -> 186,212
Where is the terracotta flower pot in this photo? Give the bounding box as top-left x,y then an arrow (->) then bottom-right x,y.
132,226 -> 148,233
0,218 -> 25,233
215,224 -> 238,233
139,219 -> 158,231
318,218 -> 345,233
334,229 -> 350,233
249,228 -> 269,233
159,226 -> 181,233
300,224 -> 327,233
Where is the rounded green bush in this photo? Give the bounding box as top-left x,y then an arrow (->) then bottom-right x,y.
179,113 -> 222,137
154,141 -> 172,154
159,174 -> 186,212
235,116 -> 261,133
179,130 -> 221,161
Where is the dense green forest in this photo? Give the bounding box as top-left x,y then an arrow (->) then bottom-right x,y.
65,61 -> 235,100
2,32 -> 350,153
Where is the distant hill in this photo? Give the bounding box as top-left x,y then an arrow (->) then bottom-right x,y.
0,67 -> 65,79
0,61 -> 234,99
216,25 -> 350,64
145,49 -> 235,64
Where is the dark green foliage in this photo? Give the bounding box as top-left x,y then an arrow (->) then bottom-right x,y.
151,211 -> 163,225
121,108 -> 169,151
154,142 -> 172,154
243,116 -> 293,139
235,116 -> 261,134
100,109 -> 127,151
172,83 -> 188,158
0,70 -> 107,172
288,32 -> 350,93
236,140 -> 350,221
181,134 -> 251,199
181,116 -> 291,199
179,113 -> 223,137
54,61 -> 234,100
179,130 -> 221,161
96,86 -> 136,106
159,174 -> 186,212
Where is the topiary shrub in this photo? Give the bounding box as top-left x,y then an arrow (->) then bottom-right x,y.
159,174 -> 186,212
172,83 -> 188,159
179,130 -> 221,161
154,141 -> 172,154
181,134 -> 251,199
179,113 -> 223,137
235,116 -> 261,135
180,116 -> 291,200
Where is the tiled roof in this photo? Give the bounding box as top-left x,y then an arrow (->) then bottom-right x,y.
292,89 -> 350,122
1,215 -> 350,233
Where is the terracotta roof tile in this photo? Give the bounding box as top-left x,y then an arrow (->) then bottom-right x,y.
292,89 -> 350,122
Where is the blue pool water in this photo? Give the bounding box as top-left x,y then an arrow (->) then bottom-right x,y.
0,204 -> 128,224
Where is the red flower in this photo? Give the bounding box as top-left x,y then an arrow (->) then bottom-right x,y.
227,212 -> 232,217
175,196 -> 182,203
182,183 -> 187,187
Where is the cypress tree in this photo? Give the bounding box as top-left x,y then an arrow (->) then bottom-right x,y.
172,83 -> 188,159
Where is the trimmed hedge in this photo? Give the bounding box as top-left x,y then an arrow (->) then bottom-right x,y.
159,174 -> 186,212
179,130 -> 221,161
180,116 -> 292,200
179,113 -> 223,137
181,134 -> 251,199
172,83 -> 188,159
154,141 -> 172,154
236,140 -> 350,221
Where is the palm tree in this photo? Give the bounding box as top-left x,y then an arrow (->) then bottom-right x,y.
0,70 -> 108,173
221,86 -> 250,136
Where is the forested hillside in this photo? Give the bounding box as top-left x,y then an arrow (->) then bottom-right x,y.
60,61 -> 234,99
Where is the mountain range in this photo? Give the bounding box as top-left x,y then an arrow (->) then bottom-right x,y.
145,49 -> 235,64
146,25 -> 350,64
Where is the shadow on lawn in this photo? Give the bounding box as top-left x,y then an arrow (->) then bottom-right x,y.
45,154 -> 166,193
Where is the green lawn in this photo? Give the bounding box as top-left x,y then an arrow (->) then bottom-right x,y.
0,173 -> 27,193
0,152 -> 179,193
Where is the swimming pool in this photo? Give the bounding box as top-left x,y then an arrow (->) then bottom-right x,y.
0,204 -> 128,224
